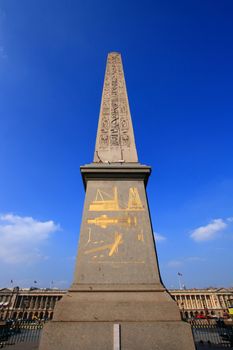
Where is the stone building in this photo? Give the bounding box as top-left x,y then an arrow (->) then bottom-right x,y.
0,287 -> 232,321
0,288 -> 64,321
172,288 -> 233,319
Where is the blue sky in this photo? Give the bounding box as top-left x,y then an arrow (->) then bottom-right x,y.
0,0 -> 233,290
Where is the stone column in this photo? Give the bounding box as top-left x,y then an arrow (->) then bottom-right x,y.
19,296 -> 23,309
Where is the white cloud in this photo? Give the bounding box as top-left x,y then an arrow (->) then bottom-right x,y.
190,219 -> 227,242
0,213 -> 60,264
186,256 -> 205,262
167,256 -> 205,268
227,217 -> 233,222
154,232 -> 166,242
167,260 -> 183,267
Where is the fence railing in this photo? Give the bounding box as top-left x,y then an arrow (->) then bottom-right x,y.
0,320 -> 44,348
190,319 -> 233,348
1,319 -> 233,349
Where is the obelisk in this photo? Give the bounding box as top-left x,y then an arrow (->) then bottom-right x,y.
39,53 -> 195,350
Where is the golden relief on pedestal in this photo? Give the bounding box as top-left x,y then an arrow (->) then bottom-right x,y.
84,186 -> 145,262
137,229 -> 144,242
87,214 -> 137,229
88,186 -> 144,212
84,232 -> 123,257
84,224 -> 145,262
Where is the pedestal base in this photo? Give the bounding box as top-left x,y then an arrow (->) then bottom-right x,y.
40,320 -> 195,350
39,290 -> 195,350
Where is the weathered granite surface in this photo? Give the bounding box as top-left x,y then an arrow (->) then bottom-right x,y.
39,53 -> 195,350
93,52 -> 138,163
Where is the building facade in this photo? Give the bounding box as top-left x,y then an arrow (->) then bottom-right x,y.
171,288 -> 233,319
0,287 -> 232,321
0,288 -> 64,321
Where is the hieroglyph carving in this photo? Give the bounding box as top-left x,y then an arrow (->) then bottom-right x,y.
99,54 -> 130,149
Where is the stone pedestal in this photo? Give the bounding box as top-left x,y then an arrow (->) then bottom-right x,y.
39,166 -> 195,350
40,288 -> 195,350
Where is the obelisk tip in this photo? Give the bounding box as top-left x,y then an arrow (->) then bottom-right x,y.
93,54 -> 138,163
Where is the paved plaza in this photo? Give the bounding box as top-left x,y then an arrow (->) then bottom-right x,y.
1,341 -> 232,350
1,343 -> 38,350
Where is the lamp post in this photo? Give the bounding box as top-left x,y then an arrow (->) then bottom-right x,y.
177,273 -> 183,290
